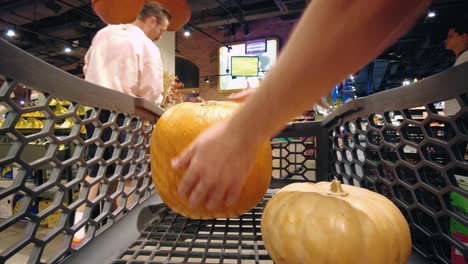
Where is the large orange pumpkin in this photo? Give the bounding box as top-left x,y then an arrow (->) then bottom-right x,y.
261,180 -> 412,264
151,101 -> 272,219
92,0 -> 191,31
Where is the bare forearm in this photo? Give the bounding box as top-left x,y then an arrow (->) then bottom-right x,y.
228,0 -> 431,143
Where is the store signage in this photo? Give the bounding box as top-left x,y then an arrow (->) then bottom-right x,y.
245,39 -> 267,54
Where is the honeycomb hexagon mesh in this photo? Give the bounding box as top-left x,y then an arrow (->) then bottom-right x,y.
0,76 -> 156,263
271,136 -> 317,181
330,94 -> 468,263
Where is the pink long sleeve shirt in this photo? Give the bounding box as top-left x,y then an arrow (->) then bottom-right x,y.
84,24 -> 163,106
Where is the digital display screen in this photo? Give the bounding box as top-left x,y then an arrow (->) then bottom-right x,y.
231,56 -> 259,77
245,39 -> 267,54
219,38 -> 278,91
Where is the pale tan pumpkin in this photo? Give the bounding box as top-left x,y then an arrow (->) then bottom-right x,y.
151,101 -> 272,219
261,180 -> 411,264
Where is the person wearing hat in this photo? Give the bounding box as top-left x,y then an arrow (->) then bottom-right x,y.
73,1 -> 171,245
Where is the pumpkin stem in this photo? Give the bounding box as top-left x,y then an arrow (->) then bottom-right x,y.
327,180 -> 348,197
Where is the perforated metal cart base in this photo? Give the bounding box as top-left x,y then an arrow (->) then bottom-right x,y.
63,180 -> 428,264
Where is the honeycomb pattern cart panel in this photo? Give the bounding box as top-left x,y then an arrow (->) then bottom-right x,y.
0,39 -> 162,263
328,63 -> 468,263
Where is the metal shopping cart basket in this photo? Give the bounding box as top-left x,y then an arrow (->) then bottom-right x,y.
0,38 -> 467,264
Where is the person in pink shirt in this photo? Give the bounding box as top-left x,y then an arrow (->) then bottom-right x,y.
73,2 -> 171,244
84,2 -> 170,105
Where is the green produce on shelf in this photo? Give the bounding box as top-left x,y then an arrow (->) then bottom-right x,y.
24,117 -> 44,129
22,111 -> 46,118
54,104 -> 68,115
58,117 -> 74,128
77,106 -> 87,116
14,117 -> 28,128
49,98 -> 71,106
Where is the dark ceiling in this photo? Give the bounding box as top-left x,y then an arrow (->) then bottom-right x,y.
0,0 -> 467,95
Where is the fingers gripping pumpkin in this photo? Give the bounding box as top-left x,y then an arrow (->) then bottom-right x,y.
151,101 -> 272,219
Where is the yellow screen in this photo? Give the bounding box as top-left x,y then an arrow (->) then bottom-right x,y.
231,56 -> 259,77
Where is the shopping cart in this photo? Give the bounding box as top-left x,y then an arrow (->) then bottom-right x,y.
1,38 -> 467,264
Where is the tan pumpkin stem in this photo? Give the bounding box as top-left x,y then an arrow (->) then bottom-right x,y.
327,180 -> 348,197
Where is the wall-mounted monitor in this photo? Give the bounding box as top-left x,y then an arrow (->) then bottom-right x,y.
219,38 -> 278,91
245,39 -> 267,54
231,56 -> 259,77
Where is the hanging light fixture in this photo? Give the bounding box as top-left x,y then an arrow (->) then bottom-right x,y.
427,10 -> 436,18
183,24 -> 191,37
5,26 -> 16,37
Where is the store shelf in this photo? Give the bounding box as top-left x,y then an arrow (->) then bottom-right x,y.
0,143 -> 66,166
0,178 -> 67,200
0,178 -> 36,189
15,128 -> 72,136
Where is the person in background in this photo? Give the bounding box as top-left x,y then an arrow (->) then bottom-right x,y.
444,19 -> 468,116
73,2 -> 171,245
172,0 -> 433,210
443,19 -> 468,264
446,19 -> 468,67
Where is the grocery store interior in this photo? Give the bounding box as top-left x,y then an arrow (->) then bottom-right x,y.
0,0 -> 467,263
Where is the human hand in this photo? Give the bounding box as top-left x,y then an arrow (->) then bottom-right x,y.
171,119 -> 258,209
228,89 -> 256,102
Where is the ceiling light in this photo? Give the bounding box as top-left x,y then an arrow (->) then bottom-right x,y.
183,25 -> 191,37
64,47 -> 72,53
204,77 -> 210,83
427,11 -> 436,18
6,28 -> 15,37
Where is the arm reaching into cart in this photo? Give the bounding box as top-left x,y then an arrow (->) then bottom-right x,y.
227,89 -> 256,102
172,0 -> 432,209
